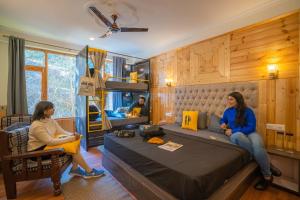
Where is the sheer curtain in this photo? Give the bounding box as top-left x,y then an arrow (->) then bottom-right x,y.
89,48 -> 111,130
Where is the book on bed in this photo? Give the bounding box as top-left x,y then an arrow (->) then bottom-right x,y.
158,141 -> 183,152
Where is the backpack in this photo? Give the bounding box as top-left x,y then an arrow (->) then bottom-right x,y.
139,125 -> 165,139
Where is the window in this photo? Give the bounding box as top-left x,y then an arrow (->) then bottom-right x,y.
25,48 -> 114,118
47,53 -> 76,118
25,48 -> 76,118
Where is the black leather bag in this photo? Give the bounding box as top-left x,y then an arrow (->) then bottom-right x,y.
139,125 -> 165,139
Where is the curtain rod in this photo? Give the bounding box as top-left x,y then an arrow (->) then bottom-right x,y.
2,35 -> 146,60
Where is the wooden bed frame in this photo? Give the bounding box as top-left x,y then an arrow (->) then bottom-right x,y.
100,146 -> 258,200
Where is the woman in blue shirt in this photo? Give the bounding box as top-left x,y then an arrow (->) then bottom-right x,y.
220,92 -> 281,190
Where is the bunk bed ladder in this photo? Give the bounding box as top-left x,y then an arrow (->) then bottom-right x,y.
87,94 -> 104,133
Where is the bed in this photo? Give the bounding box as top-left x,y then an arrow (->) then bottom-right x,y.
89,116 -> 149,130
104,130 -> 253,200
102,81 -> 260,200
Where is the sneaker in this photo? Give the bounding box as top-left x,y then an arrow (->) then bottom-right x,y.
83,168 -> 105,179
69,167 -> 85,177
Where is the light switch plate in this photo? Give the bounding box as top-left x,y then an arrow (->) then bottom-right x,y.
266,123 -> 285,132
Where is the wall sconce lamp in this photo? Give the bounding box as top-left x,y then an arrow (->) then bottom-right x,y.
267,64 -> 278,79
165,78 -> 172,87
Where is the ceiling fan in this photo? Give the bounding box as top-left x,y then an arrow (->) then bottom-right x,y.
89,6 -> 148,38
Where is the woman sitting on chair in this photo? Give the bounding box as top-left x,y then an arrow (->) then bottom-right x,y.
27,101 -> 104,179
220,92 -> 281,190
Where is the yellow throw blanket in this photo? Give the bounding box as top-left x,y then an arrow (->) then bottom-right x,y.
44,134 -> 82,154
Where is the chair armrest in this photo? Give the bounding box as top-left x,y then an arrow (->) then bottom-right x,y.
2,148 -> 65,161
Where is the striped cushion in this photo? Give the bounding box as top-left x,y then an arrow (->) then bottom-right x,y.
7,126 -> 30,167
13,155 -> 72,174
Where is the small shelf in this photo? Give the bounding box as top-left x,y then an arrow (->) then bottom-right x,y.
273,176 -> 299,192
267,146 -> 300,160
267,145 -> 300,195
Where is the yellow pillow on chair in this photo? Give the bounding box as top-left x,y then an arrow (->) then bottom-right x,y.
44,135 -> 81,154
181,111 -> 198,131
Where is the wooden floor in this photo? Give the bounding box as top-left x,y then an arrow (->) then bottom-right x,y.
0,147 -> 299,200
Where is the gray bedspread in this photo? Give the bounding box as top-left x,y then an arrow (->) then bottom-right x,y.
104,128 -> 251,200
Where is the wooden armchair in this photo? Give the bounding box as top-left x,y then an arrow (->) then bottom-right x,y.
0,125 -> 72,199
0,114 -> 32,130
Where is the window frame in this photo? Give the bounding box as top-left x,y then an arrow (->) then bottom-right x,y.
24,47 -> 76,101
24,47 -> 114,117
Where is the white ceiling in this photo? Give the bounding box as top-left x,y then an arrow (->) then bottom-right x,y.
0,0 -> 299,58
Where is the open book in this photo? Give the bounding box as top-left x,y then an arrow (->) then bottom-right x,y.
158,141 -> 183,152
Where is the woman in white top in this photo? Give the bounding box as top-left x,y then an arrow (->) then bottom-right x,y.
28,101 -> 104,179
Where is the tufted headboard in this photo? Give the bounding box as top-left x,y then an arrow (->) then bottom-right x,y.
174,82 -> 258,123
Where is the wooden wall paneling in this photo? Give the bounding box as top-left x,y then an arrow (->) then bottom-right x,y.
258,80 -> 267,142
297,120 -> 300,151
274,78 -> 297,149
275,79 -> 288,125
150,87 -> 159,124
151,87 -> 165,124
189,35 -> 230,84
296,78 -> 299,150
176,47 -> 190,86
150,55 -> 164,87
230,13 -> 299,82
165,87 -> 175,123
165,51 -> 177,87
286,78 -> 297,135
150,12 -> 299,151
150,87 -> 175,124
231,13 -> 299,40
266,80 -> 276,147
297,12 -> 300,151
150,51 -> 177,87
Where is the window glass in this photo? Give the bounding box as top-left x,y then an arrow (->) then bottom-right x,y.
25,49 -> 45,67
47,53 -> 76,118
25,71 -> 41,114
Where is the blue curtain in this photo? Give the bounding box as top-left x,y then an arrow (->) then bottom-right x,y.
112,56 -> 125,111
7,36 -> 28,115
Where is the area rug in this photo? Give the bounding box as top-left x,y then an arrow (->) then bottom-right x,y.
62,169 -> 136,200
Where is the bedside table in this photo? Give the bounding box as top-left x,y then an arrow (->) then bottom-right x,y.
267,146 -> 300,195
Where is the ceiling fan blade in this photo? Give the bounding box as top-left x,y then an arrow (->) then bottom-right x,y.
89,6 -> 112,27
120,27 -> 148,32
99,30 -> 113,38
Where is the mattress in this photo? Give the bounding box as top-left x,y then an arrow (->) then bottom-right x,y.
104,130 -> 251,200
89,116 -> 149,130
103,81 -> 148,92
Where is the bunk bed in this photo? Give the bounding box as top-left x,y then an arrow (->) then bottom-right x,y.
75,46 -> 150,150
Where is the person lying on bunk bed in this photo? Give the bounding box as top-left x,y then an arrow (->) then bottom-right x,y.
27,101 -> 105,179
127,96 -> 149,117
220,92 -> 282,190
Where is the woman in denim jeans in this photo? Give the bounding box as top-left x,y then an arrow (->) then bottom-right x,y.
220,92 -> 281,190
